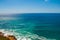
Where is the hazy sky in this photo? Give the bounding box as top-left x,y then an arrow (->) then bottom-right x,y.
0,0 -> 60,14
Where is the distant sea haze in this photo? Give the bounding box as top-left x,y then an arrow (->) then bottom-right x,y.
0,13 -> 60,30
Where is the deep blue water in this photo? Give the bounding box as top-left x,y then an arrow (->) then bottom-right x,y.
0,13 -> 60,40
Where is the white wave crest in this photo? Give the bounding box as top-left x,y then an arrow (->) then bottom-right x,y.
0,29 -> 56,40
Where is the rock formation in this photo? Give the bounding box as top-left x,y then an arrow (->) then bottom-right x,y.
0,32 -> 17,40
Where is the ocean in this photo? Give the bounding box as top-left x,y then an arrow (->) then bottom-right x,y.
0,13 -> 60,40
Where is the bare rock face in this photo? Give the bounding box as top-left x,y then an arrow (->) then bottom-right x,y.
0,32 -> 4,36
7,35 -> 17,40
0,32 -> 17,40
0,36 -> 9,40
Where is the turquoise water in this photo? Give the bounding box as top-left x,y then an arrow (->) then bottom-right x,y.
0,13 -> 60,40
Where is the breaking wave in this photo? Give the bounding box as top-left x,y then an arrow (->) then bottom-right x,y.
0,29 -> 56,40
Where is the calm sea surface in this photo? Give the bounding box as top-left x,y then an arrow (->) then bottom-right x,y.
0,13 -> 60,40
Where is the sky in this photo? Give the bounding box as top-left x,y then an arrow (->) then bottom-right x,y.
0,0 -> 60,14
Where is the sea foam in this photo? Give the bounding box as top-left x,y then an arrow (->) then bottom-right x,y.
0,29 -> 56,40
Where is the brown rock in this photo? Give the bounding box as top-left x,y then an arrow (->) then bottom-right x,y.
0,32 -> 17,40
0,32 -> 9,40
7,35 -> 17,40
0,36 -> 9,40
0,32 -> 4,36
